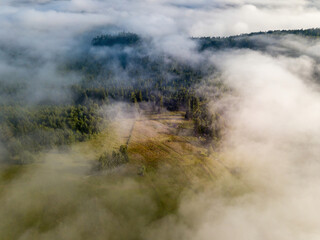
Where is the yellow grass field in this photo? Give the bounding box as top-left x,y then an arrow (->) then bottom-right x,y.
0,111 -> 250,240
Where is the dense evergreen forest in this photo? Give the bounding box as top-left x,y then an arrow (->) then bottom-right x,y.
1,28 -> 319,163
197,28 -> 320,51
0,105 -> 102,163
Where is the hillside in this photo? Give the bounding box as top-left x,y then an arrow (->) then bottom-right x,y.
0,109 -> 250,239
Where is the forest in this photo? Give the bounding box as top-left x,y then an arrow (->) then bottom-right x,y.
3,0 -> 320,237
1,28 -> 319,164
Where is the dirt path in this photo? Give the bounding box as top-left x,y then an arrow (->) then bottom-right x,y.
126,117 -> 138,147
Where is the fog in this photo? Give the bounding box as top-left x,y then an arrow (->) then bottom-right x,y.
2,0 -> 320,103
155,50 -> 320,240
1,0 -> 320,239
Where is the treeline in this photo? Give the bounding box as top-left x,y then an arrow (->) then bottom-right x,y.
0,104 -> 102,163
0,31 -> 228,165
70,33 -> 209,109
91,28 -> 320,52
68,33 -> 222,141
246,28 -> 320,38
197,28 -> 320,51
92,32 -> 141,47
71,84 -> 223,142
95,145 -> 129,171
185,96 -> 224,142
197,36 -> 258,51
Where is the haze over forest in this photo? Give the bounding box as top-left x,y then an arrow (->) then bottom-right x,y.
1,0 -> 320,239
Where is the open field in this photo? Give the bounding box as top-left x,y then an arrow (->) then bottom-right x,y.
129,112 -> 215,179
0,111 -> 249,240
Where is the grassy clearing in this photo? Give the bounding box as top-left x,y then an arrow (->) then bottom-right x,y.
0,111 -> 250,240
128,112 -> 212,178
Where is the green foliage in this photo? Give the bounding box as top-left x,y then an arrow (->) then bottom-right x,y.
197,28 -> 320,51
92,32 -> 140,47
69,33 -> 209,113
0,31 -> 237,165
97,145 -> 129,170
0,104 -> 102,163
